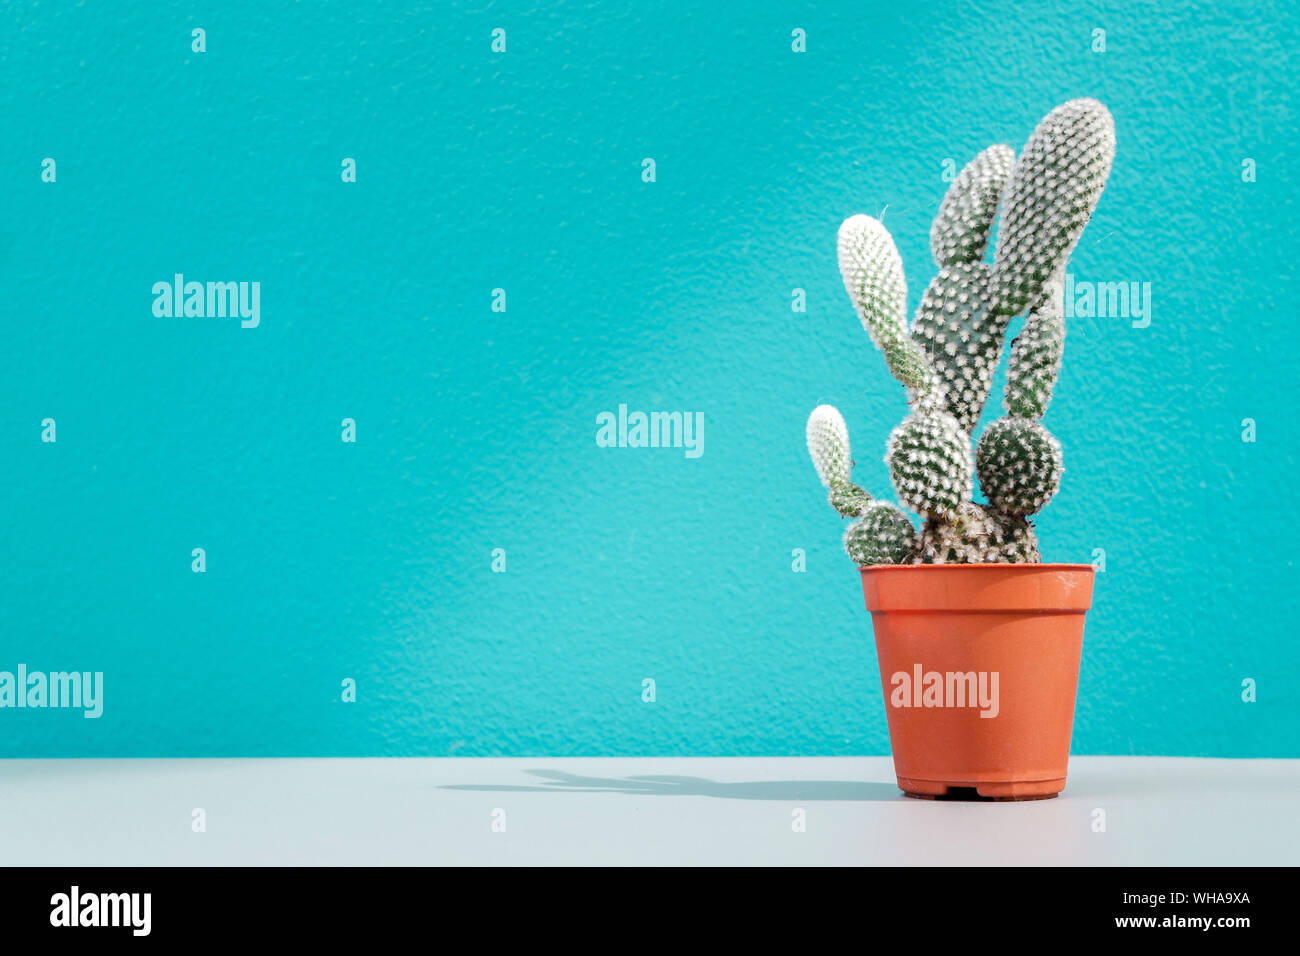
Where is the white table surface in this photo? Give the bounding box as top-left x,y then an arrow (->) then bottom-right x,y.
2,756 -> 1295,866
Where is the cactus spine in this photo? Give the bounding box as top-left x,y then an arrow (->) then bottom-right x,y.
804,99 -> 1115,565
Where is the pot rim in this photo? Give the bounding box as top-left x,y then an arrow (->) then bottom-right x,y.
859,562 -> 1096,611
859,563 -> 1096,572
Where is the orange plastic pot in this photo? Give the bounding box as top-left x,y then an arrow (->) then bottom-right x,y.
860,564 -> 1094,800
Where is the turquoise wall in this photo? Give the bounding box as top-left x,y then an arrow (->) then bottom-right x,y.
3,0 -> 1296,756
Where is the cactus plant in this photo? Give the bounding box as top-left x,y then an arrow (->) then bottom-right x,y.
804,99 -> 1115,565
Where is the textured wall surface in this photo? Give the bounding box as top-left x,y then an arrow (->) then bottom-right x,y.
3,1 -> 1296,757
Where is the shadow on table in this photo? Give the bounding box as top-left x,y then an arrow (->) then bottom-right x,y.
441,769 -> 902,801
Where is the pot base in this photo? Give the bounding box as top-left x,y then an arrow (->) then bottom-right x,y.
897,776 -> 1065,801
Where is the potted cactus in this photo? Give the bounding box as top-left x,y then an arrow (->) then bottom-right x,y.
805,100 -> 1115,800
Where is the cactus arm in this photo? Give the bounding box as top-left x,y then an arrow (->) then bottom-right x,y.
807,405 -> 916,562
975,417 -> 1063,515
930,144 -> 1015,266
806,404 -> 854,489
885,411 -> 973,519
991,98 -> 1116,316
836,215 -> 935,398
1005,275 -> 1066,419
806,404 -> 871,516
844,502 -> 916,566
910,261 -> 1009,431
